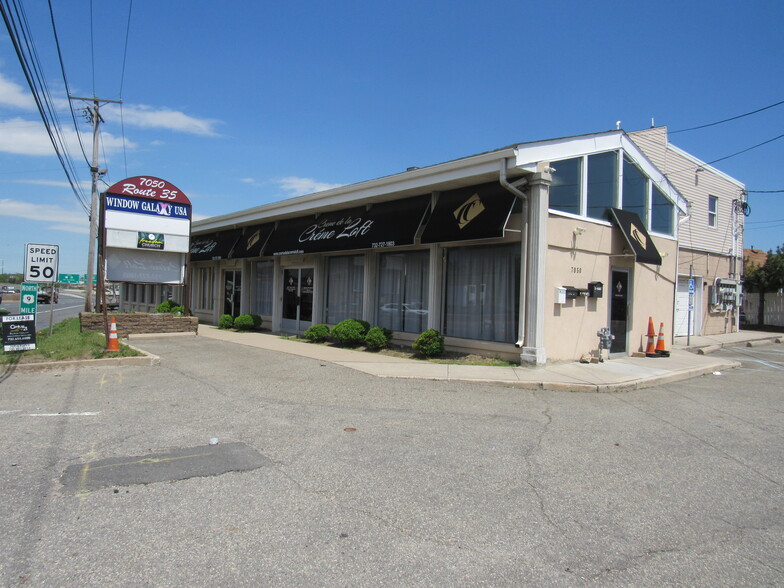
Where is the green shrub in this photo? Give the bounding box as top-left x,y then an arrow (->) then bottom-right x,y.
233,314 -> 254,331
304,323 -> 330,342
156,300 -> 174,313
365,326 -> 392,350
250,314 -> 263,329
170,305 -> 185,316
413,329 -> 444,357
355,319 -> 371,335
331,318 -> 366,346
218,314 -> 234,329
0,308 -> 9,316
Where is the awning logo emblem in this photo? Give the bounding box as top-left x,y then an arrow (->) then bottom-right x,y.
453,193 -> 485,229
630,223 -> 647,250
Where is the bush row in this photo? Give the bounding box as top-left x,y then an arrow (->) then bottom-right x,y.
304,319 -> 445,357
218,314 -> 263,331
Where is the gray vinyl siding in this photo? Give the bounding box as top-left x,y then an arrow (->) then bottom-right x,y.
629,128 -> 744,254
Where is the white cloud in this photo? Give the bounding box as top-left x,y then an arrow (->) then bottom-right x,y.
0,118 -> 132,157
0,198 -> 88,233
0,72 -> 35,110
239,178 -> 256,184
275,176 -> 344,196
104,104 -> 221,136
14,179 -> 93,191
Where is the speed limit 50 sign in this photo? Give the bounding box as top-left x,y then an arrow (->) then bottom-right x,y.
24,243 -> 59,283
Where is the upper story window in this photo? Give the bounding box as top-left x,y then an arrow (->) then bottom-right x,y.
708,195 -> 718,228
549,157 -> 581,216
549,150 -> 675,236
586,151 -> 618,220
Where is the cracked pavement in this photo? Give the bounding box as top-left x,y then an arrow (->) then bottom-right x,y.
1,336 -> 782,586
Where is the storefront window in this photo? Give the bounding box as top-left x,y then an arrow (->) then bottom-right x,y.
587,151 -> 618,220
325,255 -> 364,324
444,244 -> 520,343
651,186 -> 674,235
196,266 -> 214,310
622,156 -> 648,222
376,251 -> 429,333
549,157 -> 581,215
253,261 -> 274,316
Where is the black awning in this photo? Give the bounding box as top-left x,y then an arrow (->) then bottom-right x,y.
189,229 -> 241,261
264,195 -> 430,255
232,224 -> 274,258
421,182 -> 517,244
609,208 -> 663,265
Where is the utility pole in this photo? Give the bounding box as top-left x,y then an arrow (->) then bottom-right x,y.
70,96 -> 122,312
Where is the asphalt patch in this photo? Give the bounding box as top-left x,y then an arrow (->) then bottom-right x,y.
61,442 -> 270,493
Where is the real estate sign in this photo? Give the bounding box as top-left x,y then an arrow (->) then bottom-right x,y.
2,314 -> 36,352
102,176 -> 191,284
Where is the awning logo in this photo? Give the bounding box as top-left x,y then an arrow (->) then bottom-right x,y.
453,193 -> 485,229
630,223 -> 647,250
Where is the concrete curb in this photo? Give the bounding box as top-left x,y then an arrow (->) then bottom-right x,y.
746,338 -> 782,347
2,341 -> 159,372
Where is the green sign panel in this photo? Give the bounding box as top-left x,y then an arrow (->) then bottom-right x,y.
58,273 -> 81,284
20,282 -> 38,315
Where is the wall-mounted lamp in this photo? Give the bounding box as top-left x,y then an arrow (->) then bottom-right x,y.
573,226 -> 586,237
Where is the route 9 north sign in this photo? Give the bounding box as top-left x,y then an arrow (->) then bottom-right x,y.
24,243 -> 59,283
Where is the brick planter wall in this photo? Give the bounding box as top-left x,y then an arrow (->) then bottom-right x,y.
80,312 -> 198,338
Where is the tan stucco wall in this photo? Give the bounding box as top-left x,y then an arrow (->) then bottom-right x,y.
544,214 -> 678,361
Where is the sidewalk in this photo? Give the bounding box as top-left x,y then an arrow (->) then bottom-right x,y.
194,326 -> 782,392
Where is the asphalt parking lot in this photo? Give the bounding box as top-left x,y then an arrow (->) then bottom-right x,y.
1,336 -> 782,586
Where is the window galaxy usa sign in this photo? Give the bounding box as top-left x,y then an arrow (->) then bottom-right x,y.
102,176 -> 192,284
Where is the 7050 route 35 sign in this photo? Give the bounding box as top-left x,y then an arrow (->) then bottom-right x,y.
24,243 -> 59,283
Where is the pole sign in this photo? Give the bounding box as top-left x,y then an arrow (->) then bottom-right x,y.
24,243 -> 59,283
2,314 -> 36,352
19,282 -> 38,314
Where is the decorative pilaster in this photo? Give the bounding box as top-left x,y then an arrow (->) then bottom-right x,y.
520,167 -> 551,365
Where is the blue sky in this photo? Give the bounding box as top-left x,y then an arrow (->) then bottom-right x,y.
1,0 -> 783,273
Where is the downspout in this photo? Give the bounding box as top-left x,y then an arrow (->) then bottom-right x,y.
499,158 -> 528,347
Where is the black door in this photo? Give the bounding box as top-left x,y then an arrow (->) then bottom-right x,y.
610,270 -> 629,354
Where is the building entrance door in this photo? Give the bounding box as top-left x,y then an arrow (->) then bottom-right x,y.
224,270 -> 241,317
610,269 -> 629,354
281,268 -> 314,334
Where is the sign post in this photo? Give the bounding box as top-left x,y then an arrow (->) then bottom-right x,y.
24,243 -> 59,335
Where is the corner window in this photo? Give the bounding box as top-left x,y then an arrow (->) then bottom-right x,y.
622,157 -> 648,222
708,195 -> 718,228
651,186 -> 674,236
549,157 -> 581,215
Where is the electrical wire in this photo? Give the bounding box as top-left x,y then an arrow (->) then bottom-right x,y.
0,0 -> 90,214
119,0 -> 133,177
671,99 -> 784,134
47,0 -> 89,166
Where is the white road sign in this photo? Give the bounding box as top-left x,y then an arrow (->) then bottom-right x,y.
24,243 -> 59,283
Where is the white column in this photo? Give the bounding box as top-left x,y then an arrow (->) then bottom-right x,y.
520,167 -> 552,365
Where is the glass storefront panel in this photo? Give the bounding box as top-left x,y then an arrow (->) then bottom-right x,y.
444,244 -> 520,343
325,255 -> 364,324
587,151 -> 618,220
376,250 -> 429,333
549,157 -> 581,215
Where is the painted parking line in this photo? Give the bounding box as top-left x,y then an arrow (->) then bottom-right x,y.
0,410 -> 22,415
25,412 -> 100,417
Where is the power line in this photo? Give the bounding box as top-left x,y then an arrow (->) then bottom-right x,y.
747,190 -> 784,194
706,132 -> 784,165
0,0 -> 90,214
671,99 -> 784,134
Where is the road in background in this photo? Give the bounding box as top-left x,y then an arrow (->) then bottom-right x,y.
0,289 -> 86,330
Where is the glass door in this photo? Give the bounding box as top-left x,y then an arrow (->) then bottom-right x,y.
281,268 -> 314,334
224,270 -> 242,317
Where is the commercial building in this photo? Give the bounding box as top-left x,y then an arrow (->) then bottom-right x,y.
122,129 -> 700,364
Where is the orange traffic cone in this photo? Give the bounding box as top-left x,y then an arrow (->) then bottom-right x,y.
645,317 -> 658,357
655,322 -> 670,357
107,317 -> 120,352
